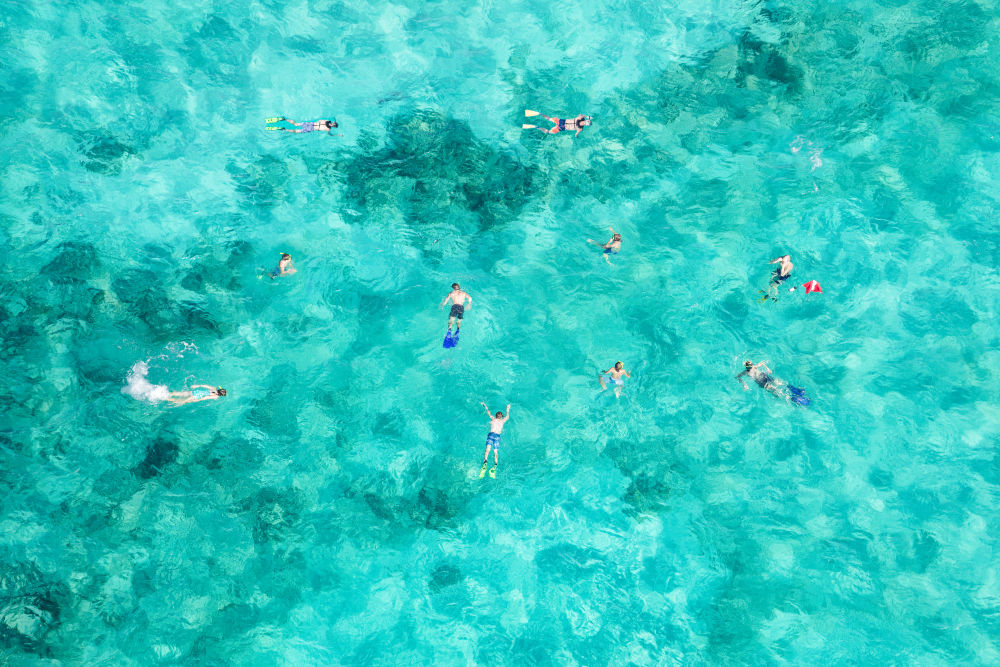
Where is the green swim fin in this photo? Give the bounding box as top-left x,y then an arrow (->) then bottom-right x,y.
265,126 -> 284,131
479,462 -> 488,479
265,117 -> 285,123
489,465 -> 497,479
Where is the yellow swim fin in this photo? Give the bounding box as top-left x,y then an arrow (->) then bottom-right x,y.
522,124 -> 537,129
265,126 -> 282,131
479,462 -> 488,479
524,109 -> 540,117
265,117 -> 285,123
489,465 -> 497,479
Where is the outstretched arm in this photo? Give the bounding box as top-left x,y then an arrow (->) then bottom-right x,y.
440,294 -> 450,308
503,404 -> 511,421
481,402 -> 491,417
465,294 -> 472,308
736,370 -> 749,389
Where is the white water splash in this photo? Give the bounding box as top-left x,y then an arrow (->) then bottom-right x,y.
122,360 -> 170,403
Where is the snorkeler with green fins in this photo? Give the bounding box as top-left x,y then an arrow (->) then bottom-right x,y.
479,401 -> 510,479
266,117 -> 338,133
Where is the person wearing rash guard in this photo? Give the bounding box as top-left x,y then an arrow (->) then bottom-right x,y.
479,402 -> 510,478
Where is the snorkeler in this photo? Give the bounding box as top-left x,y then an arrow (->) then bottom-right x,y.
736,360 -> 811,405
599,361 -> 631,398
761,254 -> 793,300
439,283 -> 472,333
265,117 -> 338,133
587,227 -> 623,264
480,402 -> 510,478
167,385 -> 227,406
736,360 -> 786,398
522,110 -> 592,137
267,253 -> 297,279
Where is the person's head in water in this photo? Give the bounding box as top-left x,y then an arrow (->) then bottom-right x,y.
615,361 -> 624,370
217,387 -> 228,396
612,233 -> 622,242
280,253 -> 291,261
745,360 -> 753,369
452,282 -> 460,290
577,115 -> 593,126
325,120 -> 338,129
495,411 -> 503,418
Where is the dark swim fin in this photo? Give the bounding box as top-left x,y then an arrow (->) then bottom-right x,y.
788,385 -> 810,406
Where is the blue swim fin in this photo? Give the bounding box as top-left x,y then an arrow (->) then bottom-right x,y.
788,385 -> 810,406
443,331 -> 454,348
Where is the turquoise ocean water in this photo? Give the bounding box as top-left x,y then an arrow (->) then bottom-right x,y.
3,0 -> 1000,663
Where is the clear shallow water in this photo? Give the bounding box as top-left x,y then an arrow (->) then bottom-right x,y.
2,0 -> 1000,663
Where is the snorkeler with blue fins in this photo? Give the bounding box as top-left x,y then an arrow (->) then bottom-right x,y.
440,282 -> 472,348
736,360 -> 810,405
